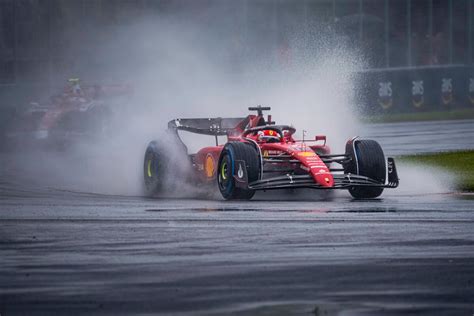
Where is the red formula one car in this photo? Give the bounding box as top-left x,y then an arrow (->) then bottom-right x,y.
144,106 -> 398,200
5,80 -> 132,149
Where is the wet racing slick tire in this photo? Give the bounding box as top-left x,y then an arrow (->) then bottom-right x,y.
344,139 -> 386,199
143,140 -> 167,197
217,142 -> 260,200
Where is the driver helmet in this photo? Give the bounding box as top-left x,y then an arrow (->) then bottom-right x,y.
67,78 -> 82,95
257,129 -> 281,142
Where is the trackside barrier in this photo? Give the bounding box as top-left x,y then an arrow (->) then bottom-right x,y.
2,66 -> 474,121
354,65 -> 474,115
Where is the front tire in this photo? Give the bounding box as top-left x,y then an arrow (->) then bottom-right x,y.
344,139 -> 386,199
217,142 -> 260,200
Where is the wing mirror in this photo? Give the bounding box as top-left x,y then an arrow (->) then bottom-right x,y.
315,135 -> 326,145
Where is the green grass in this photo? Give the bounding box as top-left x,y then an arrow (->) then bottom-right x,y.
362,108 -> 474,123
399,150 -> 474,192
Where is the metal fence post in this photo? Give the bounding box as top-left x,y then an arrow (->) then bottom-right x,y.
385,0 -> 389,68
468,0 -> 472,64
449,0 -> 453,64
303,0 -> 308,41
407,0 -> 412,67
48,0 -> 52,95
429,0 -> 433,65
273,0 -> 278,65
359,0 -> 363,41
13,0 -> 17,85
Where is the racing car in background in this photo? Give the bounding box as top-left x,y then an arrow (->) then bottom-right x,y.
4,79 -> 132,149
144,106 -> 398,200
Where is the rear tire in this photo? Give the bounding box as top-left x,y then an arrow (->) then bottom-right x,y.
217,142 -> 260,200
143,140 -> 167,197
344,139 -> 386,199
144,133 -> 191,198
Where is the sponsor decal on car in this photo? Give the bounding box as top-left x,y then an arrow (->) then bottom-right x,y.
298,152 -> 316,157
205,154 -> 215,178
388,159 -> 394,174
300,165 -> 310,172
263,150 -> 284,157
237,164 -> 244,178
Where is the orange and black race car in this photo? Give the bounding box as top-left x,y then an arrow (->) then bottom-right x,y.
144,106 -> 399,200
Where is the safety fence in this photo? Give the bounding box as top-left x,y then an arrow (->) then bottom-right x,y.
1,65 -> 474,116
355,65 -> 474,114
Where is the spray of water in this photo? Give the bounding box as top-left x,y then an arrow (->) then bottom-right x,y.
384,162 -> 456,197
1,6 -> 456,198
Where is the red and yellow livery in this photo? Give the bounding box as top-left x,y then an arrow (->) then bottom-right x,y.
144,106 -> 398,200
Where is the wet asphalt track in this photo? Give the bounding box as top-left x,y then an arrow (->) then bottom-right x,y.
1,119 -> 474,315
362,119 -> 474,155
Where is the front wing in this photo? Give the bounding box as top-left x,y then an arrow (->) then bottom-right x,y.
246,158 -> 399,191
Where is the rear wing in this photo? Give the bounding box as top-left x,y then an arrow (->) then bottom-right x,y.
167,117 -> 248,136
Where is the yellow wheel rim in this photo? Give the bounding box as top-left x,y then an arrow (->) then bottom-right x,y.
147,159 -> 153,178
221,161 -> 227,180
